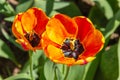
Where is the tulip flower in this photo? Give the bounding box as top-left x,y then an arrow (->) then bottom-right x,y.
42,14 -> 105,65
12,7 -> 49,51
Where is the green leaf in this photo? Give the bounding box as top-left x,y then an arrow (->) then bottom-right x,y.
33,50 -> 44,66
1,26 -> 23,50
53,1 -> 70,10
21,59 -> 30,73
4,16 -> 15,22
88,6 -> 108,28
0,76 -> 3,80
55,64 -> 69,80
49,10 -> 59,17
55,64 -> 63,80
46,0 -> 54,16
21,50 -> 44,73
44,60 -> 55,80
0,0 -> 5,4
95,0 -> 113,19
0,0 -> 15,16
66,65 -> 85,80
4,73 -> 31,80
106,0 -> 119,13
56,2 -> 82,17
0,39 -> 19,66
21,50 -> 46,80
94,44 -> 118,80
105,20 -> 119,39
104,9 -> 120,39
38,57 -> 46,80
117,38 -> 120,80
82,54 -> 102,80
33,0 -> 46,11
16,0 -> 34,13
56,64 -> 66,76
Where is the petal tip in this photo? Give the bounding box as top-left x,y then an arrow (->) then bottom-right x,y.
77,57 -> 96,65
86,57 -> 96,62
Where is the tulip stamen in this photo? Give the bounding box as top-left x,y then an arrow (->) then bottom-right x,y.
25,32 -> 40,47
61,38 -> 84,60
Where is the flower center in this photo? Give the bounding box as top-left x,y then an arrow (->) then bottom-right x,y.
61,38 -> 84,60
24,32 -> 40,47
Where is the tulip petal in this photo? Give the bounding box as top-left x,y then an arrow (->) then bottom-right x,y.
33,8 -> 49,35
54,14 -> 78,37
16,37 -> 34,50
21,8 -> 37,32
81,29 -> 105,58
75,57 -> 95,65
73,16 -> 95,42
12,13 -> 24,38
47,44 -> 63,59
21,8 -> 48,34
16,39 -> 29,50
45,44 -> 76,65
53,57 -> 75,65
46,18 -> 70,45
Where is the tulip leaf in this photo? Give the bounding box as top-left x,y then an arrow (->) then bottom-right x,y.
1,26 -> 23,50
33,50 -> 44,66
0,0 -> 5,4
37,55 -> 46,80
106,0 -> 119,13
20,50 -> 45,80
95,0 -> 113,19
44,60 -> 56,80
46,0 -> 54,16
0,0 -> 15,16
82,53 -> 102,80
117,38 -> 120,80
66,65 -> 85,80
53,1 -> 70,10
4,16 -> 15,22
88,6 -> 108,28
49,10 -> 59,17
16,0 -> 34,13
0,39 -> 19,66
55,64 -> 70,80
104,9 -> 120,39
0,76 -> 3,80
21,50 -> 44,73
94,44 -> 118,80
33,0 -> 46,11
4,73 -> 31,80
56,2 -> 82,17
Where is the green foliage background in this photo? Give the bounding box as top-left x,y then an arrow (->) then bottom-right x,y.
0,0 -> 120,80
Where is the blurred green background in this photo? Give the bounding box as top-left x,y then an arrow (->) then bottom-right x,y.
0,0 -> 120,80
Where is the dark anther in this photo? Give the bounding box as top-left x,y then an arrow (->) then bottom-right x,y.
61,38 -> 84,60
25,32 -> 40,47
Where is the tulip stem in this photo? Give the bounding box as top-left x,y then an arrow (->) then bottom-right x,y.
63,66 -> 70,80
29,50 -> 34,80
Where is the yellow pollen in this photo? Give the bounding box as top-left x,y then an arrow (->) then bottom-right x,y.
70,39 -> 75,50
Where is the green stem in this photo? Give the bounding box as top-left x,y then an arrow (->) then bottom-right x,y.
63,66 -> 70,80
53,63 -> 57,80
29,50 -> 34,80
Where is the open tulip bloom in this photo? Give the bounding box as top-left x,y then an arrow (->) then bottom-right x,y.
42,14 -> 105,65
12,7 -> 105,65
12,7 -> 49,51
